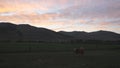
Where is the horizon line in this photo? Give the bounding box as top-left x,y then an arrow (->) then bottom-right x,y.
0,22 -> 120,34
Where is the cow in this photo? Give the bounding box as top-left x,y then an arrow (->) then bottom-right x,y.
74,47 -> 85,56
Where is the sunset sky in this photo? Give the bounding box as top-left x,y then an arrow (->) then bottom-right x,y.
0,0 -> 120,33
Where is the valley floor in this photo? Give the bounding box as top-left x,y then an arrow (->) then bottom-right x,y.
0,43 -> 120,68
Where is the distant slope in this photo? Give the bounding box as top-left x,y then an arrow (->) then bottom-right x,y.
59,30 -> 120,41
0,22 -> 120,42
88,31 -> 120,41
0,23 -> 20,41
17,24 -> 72,42
0,22 -> 72,42
59,31 -> 89,40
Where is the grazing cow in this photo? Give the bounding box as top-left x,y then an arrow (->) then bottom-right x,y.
74,47 -> 84,56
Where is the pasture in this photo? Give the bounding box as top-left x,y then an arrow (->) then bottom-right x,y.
0,43 -> 120,68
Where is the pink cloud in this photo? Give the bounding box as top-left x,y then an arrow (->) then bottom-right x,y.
0,0 -> 120,33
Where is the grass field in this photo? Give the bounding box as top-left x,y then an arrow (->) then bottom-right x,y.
0,43 -> 120,68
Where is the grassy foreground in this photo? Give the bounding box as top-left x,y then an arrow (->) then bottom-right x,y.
0,43 -> 120,68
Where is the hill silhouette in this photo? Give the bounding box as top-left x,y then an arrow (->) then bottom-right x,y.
59,30 -> 120,41
0,22 -> 72,42
0,22 -> 120,42
0,23 -> 20,41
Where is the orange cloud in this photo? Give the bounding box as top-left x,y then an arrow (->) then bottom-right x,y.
0,0 -> 51,13
0,0 -> 74,13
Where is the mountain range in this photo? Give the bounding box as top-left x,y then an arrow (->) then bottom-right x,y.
59,31 -> 120,41
0,22 -> 120,42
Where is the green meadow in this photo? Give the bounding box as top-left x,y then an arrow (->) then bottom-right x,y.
0,43 -> 120,68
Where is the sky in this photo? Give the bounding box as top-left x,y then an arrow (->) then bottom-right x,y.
0,0 -> 120,33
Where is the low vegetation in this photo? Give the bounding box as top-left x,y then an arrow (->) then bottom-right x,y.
0,42 -> 120,68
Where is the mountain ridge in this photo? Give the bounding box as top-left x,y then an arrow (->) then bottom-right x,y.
0,22 -> 120,42
59,30 -> 120,41
0,22 -> 72,42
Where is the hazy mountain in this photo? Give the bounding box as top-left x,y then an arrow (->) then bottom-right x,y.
0,22 -> 120,42
88,30 -> 120,41
0,23 -> 20,41
59,31 -> 89,40
0,22 -> 72,42
17,24 -> 72,42
59,30 -> 120,41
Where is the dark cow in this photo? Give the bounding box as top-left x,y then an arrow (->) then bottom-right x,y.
74,47 -> 84,56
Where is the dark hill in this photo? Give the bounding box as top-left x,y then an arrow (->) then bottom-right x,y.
17,24 -> 72,42
59,31 -> 88,40
88,30 -> 120,41
0,22 -> 120,42
0,22 -> 72,42
59,30 -> 120,41
0,22 -> 20,41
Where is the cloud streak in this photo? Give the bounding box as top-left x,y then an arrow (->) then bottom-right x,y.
0,0 -> 120,33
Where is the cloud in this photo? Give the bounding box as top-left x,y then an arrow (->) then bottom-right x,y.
59,0 -> 120,19
0,0 -> 120,33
